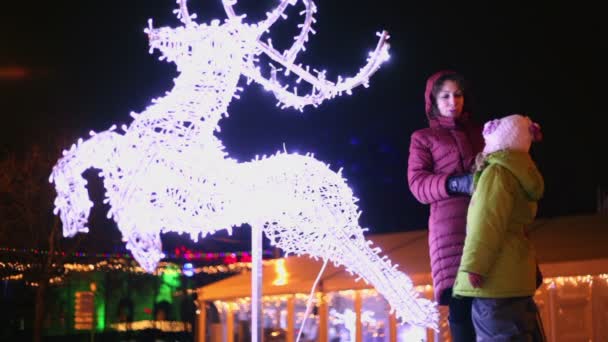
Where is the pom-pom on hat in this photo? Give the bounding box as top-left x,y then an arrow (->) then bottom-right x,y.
482,114 -> 542,155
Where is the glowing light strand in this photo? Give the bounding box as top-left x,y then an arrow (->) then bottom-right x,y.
49,0 -> 435,328
0,259 -> 264,283
0,246 -> 269,260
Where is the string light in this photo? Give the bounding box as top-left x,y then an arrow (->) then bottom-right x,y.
543,274 -> 608,289
0,246 -> 272,261
209,274 -> 608,337
207,273 -> 608,307
1,274 -> 23,281
48,0 -> 436,328
0,258 -> 277,285
111,320 -> 191,332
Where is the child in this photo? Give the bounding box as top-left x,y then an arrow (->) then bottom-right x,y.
453,114 -> 545,341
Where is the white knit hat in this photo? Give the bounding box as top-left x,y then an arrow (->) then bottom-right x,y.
482,114 -> 542,154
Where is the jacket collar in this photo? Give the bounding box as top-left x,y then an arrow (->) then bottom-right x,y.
429,114 -> 468,129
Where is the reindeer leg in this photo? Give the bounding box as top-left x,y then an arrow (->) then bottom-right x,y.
257,153 -> 438,328
124,230 -> 164,273
50,130 -> 123,238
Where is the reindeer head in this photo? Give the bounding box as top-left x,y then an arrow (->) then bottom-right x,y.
145,2 -> 260,73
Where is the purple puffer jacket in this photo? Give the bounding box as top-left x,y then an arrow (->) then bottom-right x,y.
407,72 -> 483,303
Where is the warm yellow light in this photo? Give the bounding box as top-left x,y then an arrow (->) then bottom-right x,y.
111,320 -> 191,332
272,259 -> 289,286
415,284 -> 433,293
542,274 -> 604,288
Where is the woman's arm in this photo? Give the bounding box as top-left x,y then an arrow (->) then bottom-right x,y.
407,131 -> 451,204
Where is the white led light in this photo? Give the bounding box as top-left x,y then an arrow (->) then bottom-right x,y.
49,0 -> 436,328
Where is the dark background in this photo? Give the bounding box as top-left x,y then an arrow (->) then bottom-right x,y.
1,0 -> 605,241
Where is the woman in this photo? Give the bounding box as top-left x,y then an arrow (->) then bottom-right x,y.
407,70 -> 483,340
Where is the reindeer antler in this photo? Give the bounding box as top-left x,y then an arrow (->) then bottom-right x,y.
222,0 -> 317,66
244,30 -> 390,110
222,0 -> 390,110
223,0 -> 296,39
169,0 -> 389,110
175,0 -> 197,25
283,0 -> 316,66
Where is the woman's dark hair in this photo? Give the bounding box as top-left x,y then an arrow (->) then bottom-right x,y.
429,72 -> 473,118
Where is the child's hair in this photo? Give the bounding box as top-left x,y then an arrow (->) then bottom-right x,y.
470,152 -> 488,192
473,152 -> 488,173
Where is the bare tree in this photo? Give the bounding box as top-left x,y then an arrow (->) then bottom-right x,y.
598,186 -> 608,214
0,142 -> 82,342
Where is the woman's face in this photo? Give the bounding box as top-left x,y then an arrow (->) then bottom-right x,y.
436,80 -> 464,118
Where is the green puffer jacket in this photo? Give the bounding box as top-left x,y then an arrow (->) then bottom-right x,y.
453,150 -> 544,298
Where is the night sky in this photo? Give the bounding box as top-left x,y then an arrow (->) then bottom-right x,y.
1,0 -> 605,244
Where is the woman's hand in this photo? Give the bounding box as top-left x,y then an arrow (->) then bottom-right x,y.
446,173 -> 474,195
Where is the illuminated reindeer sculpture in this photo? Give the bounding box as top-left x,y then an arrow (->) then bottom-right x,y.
50,0 -> 437,328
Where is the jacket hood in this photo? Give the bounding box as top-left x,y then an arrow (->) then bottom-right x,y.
485,150 -> 544,201
424,70 -> 471,127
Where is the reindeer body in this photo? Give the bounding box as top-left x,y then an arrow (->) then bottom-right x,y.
50,0 -> 438,328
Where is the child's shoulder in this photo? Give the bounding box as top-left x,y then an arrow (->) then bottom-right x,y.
477,162 -> 517,185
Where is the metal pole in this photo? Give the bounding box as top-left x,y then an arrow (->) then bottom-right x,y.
251,224 -> 263,342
